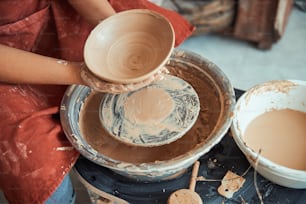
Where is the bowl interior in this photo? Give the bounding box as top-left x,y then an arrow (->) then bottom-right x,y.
84,9 -> 174,84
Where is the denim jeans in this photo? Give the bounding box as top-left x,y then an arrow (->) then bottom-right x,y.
45,174 -> 76,204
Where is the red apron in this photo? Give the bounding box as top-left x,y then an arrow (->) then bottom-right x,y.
0,1 -> 194,203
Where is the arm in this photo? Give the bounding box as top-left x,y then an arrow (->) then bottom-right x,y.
0,44 -> 84,85
68,0 -> 116,25
0,2 -> 158,92
0,0 -> 116,85
0,44 -> 162,93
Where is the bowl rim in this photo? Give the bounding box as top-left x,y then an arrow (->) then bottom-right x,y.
83,9 -> 175,84
231,79 -> 306,177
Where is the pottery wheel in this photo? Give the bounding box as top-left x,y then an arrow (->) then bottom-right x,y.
99,75 -> 200,147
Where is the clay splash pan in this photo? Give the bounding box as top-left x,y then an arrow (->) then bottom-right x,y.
60,49 -> 236,182
99,75 -> 200,147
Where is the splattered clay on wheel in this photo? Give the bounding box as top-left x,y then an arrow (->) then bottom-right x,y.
99,75 -> 200,147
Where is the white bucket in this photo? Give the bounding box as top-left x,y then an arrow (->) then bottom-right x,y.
231,80 -> 306,189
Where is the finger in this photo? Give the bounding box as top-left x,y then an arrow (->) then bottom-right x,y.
159,66 -> 170,74
154,73 -> 166,81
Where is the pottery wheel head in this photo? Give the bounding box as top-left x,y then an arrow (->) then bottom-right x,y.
99,75 -> 200,147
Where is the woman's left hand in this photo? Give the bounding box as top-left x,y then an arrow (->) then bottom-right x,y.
80,63 -> 169,94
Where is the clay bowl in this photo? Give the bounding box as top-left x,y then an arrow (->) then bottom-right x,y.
60,49 -> 235,182
84,9 -> 174,84
231,80 -> 306,189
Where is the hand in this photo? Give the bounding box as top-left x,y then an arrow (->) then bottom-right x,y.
80,63 -> 169,94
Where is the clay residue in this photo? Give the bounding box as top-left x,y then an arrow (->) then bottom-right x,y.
255,80 -> 296,94
79,66 -> 222,163
245,80 -> 296,104
217,170 -> 246,198
100,75 -> 200,146
124,87 -> 174,125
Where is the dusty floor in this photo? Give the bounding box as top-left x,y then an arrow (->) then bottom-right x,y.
0,6 -> 305,204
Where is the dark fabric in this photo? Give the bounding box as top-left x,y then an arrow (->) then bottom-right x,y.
0,0 -> 194,203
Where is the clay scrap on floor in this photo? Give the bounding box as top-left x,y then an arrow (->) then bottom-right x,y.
217,170 -> 246,199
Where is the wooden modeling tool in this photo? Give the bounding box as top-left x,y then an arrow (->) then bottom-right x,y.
167,161 -> 203,204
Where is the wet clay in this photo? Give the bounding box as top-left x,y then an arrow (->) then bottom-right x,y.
79,66 -> 222,163
100,75 -> 200,147
124,87 -> 174,125
244,109 -> 306,171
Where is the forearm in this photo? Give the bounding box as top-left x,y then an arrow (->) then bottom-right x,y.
0,1 -> 116,86
68,0 -> 116,25
0,44 -> 85,85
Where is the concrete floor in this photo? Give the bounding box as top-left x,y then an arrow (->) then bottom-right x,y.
0,6 -> 305,204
